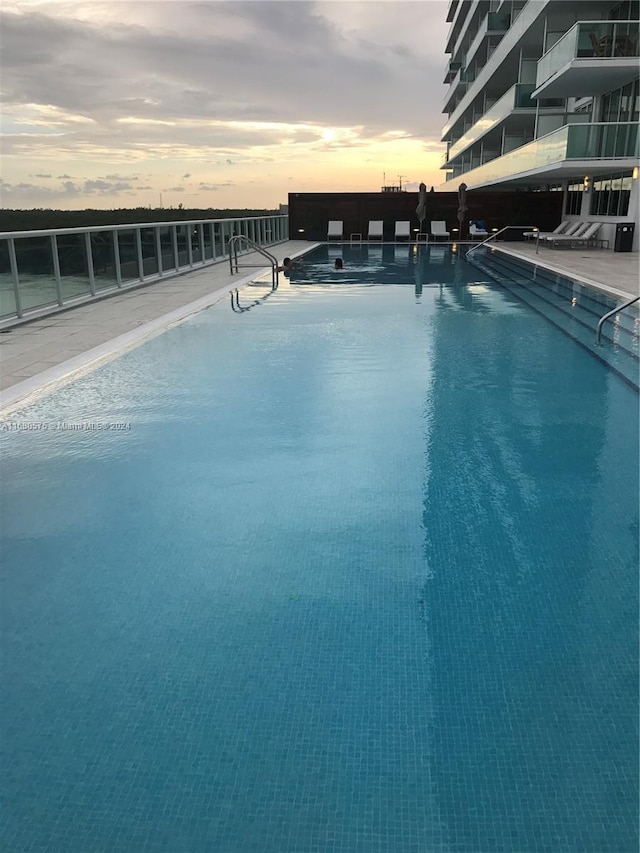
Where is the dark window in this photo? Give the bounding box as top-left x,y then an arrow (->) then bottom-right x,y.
590,172 -> 633,216
565,182 -> 584,215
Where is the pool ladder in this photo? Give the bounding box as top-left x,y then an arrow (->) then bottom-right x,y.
228,235 -> 279,290
465,225 -> 539,258
596,295 -> 639,346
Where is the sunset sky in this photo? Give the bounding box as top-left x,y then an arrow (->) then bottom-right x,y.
1,0 -> 450,210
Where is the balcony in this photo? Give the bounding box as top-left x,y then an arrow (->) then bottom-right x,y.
465,11 -> 511,67
441,122 -> 639,189
443,60 -> 462,84
533,21 -> 639,99
446,83 -> 535,163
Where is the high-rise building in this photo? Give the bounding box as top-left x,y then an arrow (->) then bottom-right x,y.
440,0 -> 640,249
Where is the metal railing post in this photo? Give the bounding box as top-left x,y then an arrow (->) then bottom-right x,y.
50,235 -> 64,305
113,230 -> 122,287
84,231 -> 96,295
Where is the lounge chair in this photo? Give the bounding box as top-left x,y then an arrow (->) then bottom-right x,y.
368,220 -> 384,241
394,221 -> 411,241
469,222 -> 489,239
523,221 -> 571,240
545,222 -> 602,248
430,221 -> 450,241
539,221 -> 590,244
327,221 -> 343,241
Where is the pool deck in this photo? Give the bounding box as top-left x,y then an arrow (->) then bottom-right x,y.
0,240 -> 638,413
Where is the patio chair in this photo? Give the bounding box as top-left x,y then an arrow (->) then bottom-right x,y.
394,221 -> 411,241
430,221 -> 450,241
545,222 -> 602,248
523,221 -> 570,240
327,221 -> 343,241
469,222 -> 489,239
536,221 -> 588,244
367,220 -> 384,241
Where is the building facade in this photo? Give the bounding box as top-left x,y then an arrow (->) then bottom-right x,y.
440,0 -> 640,249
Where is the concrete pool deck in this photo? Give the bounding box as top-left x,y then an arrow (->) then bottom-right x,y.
0,240 -> 638,412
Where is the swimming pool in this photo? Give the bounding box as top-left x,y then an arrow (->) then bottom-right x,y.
1,244 -> 638,852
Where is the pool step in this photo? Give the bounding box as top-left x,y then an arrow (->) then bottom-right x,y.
484,252 -> 638,339
468,252 -> 639,390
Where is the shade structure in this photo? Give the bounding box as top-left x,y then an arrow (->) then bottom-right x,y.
457,182 -> 468,238
416,182 -> 428,232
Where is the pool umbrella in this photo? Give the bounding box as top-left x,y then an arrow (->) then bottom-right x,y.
416,182 -> 428,235
457,182 -> 468,239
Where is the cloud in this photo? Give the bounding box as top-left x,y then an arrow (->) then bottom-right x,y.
0,2 -> 447,142
0,1 -> 448,207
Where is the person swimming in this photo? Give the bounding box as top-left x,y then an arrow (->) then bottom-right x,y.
333,258 -> 344,270
277,257 -> 294,272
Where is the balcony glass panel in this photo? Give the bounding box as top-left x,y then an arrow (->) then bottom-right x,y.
55,234 -> 92,301
203,224 -> 214,260
0,240 -> 16,318
448,84 -> 535,162
159,226 -> 176,272
566,122 -> 638,158
140,227 -> 159,277
117,230 -> 140,284
176,227 -> 189,267
487,12 -> 510,31
91,232 -> 118,292
445,122 -> 638,187
15,236 -> 57,312
536,21 -> 640,88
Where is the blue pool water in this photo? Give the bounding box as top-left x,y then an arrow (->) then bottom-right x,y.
1,244 -> 638,852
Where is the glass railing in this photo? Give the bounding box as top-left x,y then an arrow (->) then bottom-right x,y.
447,84 -> 535,162
442,122 -> 639,187
0,215 -> 289,323
536,21 -> 640,88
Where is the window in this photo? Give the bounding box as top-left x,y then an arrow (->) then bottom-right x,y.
590,172 -> 633,216
601,80 -> 639,123
565,182 -> 584,215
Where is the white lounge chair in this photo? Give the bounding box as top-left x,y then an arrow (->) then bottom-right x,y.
430,221 -> 450,241
469,222 -> 489,239
394,221 -> 411,241
545,222 -> 602,248
368,220 -> 384,241
522,219 -> 568,240
327,221 -> 343,241
540,221 -> 590,245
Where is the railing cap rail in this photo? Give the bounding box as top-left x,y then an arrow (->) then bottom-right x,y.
0,214 -> 287,241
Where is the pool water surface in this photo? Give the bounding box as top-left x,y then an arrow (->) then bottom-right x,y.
1,244 -> 638,852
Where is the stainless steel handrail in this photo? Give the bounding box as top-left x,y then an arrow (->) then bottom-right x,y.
465,225 -> 539,258
595,295 -> 639,345
228,235 -> 279,289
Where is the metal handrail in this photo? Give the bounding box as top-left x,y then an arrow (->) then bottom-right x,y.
595,295 -> 639,345
465,225 -> 539,257
228,235 -> 279,289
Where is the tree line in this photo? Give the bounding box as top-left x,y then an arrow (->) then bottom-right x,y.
0,207 -> 281,232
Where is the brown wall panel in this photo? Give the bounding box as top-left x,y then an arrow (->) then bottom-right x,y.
289,191 -> 564,241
